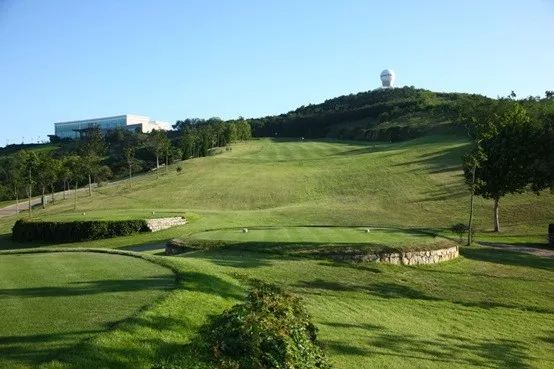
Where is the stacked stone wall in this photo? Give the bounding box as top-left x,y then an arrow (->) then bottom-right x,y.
146,217 -> 187,232
332,245 -> 459,265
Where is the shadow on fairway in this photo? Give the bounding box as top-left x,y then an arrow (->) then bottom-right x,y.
295,279 -> 439,301
462,247 -> 554,271
0,276 -> 174,298
323,326 -> 533,368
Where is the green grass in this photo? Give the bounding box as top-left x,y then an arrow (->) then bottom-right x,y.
190,226 -> 435,245
0,251 -> 175,369
0,135 -> 552,368
1,248 -> 550,369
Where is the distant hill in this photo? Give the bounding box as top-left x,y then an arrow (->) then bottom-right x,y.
248,87 -> 491,141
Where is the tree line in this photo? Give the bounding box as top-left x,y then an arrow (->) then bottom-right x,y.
0,119 -> 251,211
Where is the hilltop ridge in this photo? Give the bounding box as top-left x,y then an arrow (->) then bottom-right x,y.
248,87 -> 491,141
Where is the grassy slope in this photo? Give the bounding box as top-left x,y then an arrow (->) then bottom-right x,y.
0,135 -> 552,368
1,134 -> 550,246
0,252 -> 175,369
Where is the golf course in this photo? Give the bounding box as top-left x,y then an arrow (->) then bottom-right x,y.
0,134 -> 552,369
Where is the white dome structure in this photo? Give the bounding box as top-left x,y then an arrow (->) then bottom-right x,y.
380,69 -> 396,88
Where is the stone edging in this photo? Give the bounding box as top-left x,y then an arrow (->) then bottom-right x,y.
332,245 -> 459,265
146,217 -> 187,232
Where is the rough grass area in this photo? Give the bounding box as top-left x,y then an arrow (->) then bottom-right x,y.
0,251 -> 175,369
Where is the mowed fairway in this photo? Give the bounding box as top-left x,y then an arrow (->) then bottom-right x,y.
2,134 -> 550,248
0,251 -> 175,369
0,135 -> 552,368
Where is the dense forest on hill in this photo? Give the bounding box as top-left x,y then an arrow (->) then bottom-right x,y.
247,87 -> 487,141
247,87 -> 553,142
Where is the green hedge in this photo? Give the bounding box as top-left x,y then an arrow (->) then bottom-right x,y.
12,219 -> 149,243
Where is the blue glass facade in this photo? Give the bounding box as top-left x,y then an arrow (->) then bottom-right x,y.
54,116 -> 127,139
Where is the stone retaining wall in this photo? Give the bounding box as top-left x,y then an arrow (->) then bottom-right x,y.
146,217 -> 187,232
333,245 -> 459,265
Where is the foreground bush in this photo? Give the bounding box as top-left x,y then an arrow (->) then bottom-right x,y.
153,280 -> 330,369
203,280 -> 330,369
12,218 -> 148,243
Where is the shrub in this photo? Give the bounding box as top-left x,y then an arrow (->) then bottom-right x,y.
165,238 -> 228,255
549,223 -> 554,234
12,219 -> 149,243
449,223 -> 469,242
202,280 -> 330,369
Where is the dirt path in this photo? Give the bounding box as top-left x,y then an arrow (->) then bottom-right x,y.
479,242 -> 554,259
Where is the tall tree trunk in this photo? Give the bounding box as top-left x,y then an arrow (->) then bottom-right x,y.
467,163 -> 476,245
88,174 -> 92,196
128,164 -> 132,186
41,186 -> 46,209
28,169 -> 32,217
74,181 -> 77,210
50,185 -> 55,204
165,153 -> 168,172
14,185 -> 19,214
493,198 -> 500,232
156,155 -> 159,170
63,180 -> 67,200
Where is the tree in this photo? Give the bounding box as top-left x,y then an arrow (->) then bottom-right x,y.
148,129 -> 171,177
0,157 -> 24,213
15,150 -> 39,216
65,155 -> 85,210
124,146 -> 136,184
59,157 -> 73,200
35,154 -> 59,208
79,126 -> 106,196
462,101 -> 538,232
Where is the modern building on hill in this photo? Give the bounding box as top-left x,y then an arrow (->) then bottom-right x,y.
53,114 -> 171,139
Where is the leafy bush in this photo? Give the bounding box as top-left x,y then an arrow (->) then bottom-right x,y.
12,218 -> 148,243
449,223 -> 470,242
165,238 -> 229,255
202,280 -> 330,369
549,223 -> 554,234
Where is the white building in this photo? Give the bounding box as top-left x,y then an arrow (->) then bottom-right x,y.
54,114 -> 171,139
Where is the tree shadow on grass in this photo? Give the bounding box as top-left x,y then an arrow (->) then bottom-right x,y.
462,247 -> 554,271
317,260 -> 382,273
179,271 -> 244,300
0,329 -> 105,367
182,250 -> 276,269
323,326 -> 535,368
0,276 -> 174,298
295,279 -> 438,301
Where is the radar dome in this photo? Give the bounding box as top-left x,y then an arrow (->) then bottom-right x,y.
380,69 -> 395,88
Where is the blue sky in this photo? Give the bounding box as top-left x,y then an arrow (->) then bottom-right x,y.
1,0 -> 553,145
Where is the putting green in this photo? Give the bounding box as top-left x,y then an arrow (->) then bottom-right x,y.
190,226 -> 437,247
0,251 -> 174,367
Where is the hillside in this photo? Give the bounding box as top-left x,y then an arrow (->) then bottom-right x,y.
248,87 -> 489,141
1,134 -> 551,248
